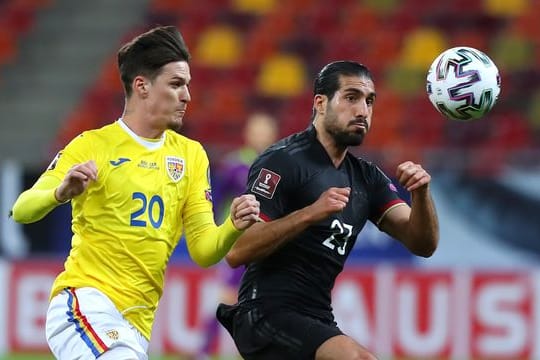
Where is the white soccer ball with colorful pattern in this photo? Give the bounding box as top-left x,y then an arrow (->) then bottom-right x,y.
426,46 -> 501,121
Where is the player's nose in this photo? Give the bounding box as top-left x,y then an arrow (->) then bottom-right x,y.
179,86 -> 191,102
354,99 -> 369,117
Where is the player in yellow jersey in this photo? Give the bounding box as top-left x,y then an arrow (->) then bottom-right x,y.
10,25 -> 260,360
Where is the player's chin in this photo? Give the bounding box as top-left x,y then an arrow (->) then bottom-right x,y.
334,131 -> 364,147
346,132 -> 365,146
168,117 -> 183,133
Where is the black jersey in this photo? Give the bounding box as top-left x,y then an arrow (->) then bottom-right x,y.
238,125 -> 405,321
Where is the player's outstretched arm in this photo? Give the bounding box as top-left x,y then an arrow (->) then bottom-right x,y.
226,187 -> 351,268
183,194 -> 258,268
379,161 -> 439,257
11,160 -> 97,224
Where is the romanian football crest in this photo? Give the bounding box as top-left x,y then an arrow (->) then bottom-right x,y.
166,156 -> 185,182
106,329 -> 119,340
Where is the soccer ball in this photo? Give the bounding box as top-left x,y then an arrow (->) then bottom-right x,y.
426,46 -> 501,121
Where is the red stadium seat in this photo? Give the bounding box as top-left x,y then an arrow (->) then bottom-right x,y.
0,29 -> 17,65
51,0 -> 540,155
97,56 -> 123,92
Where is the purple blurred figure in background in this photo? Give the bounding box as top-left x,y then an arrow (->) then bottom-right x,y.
197,112 -> 278,359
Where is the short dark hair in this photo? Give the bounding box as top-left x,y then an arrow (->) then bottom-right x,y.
313,60 -> 373,100
117,25 -> 191,97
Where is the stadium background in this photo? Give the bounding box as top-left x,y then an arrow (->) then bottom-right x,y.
0,0 -> 539,358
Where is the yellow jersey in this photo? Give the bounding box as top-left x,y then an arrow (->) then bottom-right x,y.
12,120 -> 242,339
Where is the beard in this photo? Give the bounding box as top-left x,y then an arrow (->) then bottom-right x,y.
324,108 -> 367,147
332,129 -> 365,147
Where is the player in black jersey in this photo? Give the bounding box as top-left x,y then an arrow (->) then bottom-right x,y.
217,60 -> 439,360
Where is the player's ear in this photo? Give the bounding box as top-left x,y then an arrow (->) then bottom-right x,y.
314,94 -> 326,115
133,76 -> 148,98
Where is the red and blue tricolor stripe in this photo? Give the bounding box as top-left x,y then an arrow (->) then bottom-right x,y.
64,288 -> 109,357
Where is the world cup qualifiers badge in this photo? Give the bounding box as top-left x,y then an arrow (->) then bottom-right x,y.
251,168 -> 281,199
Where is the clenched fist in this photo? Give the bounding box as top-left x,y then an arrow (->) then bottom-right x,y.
396,161 -> 431,192
55,160 -> 98,202
230,194 -> 260,230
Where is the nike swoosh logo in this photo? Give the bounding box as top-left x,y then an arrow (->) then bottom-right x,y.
110,158 -> 131,166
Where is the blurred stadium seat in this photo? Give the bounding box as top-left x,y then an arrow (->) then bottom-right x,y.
491,32 -> 535,71
194,24 -> 243,68
231,0 -> 277,14
399,27 -> 447,70
0,0 -> 54,66
0,28 -> 17,66
256,53 -> 307,97
21,0 -> 533,158
484,0 -> 529,17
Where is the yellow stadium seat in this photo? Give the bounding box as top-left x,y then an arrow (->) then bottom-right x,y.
232,0 -> 277,14
194,25 -> 243,68
363,0 -> 400,13
400,27 -> 447,70
484,0 -> 529,17
256,53 -> 307,97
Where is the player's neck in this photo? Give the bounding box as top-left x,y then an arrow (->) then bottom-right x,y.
314,124 -> 347,168
121,108 -> 164,139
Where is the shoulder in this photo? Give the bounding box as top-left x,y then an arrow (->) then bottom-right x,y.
256,128 -> 313,165
274,128 -> 314,156
165,130 -> 206,153
348,154 -> 393,184
72,122 -> 121,145
61,123 -> 115,150
348,154 -> 375,171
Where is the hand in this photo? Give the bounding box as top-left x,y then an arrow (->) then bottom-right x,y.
230,194 -> 260,230
55,160 -> 98,202
396,161 -> 431,192
307,187 -> 350,223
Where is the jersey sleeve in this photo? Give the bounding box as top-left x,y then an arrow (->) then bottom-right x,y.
10,133 -> 94,224
182,142 -> 213,219
366,164 -> 406,226
45,133 -> 96,181
246,150 -> 295,222
182,142 -> 244,267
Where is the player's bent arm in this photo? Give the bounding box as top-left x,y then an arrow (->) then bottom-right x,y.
183,212 -> 245,268
11,176 -> 64,224
227,186 -> 351,267
379,185 -> 439,257
225,207 -> 316,268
